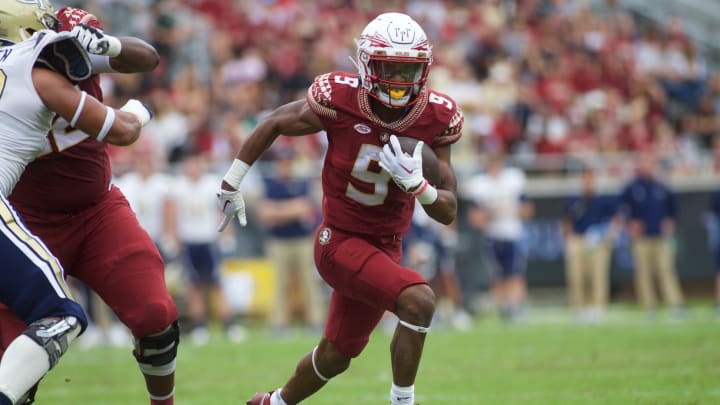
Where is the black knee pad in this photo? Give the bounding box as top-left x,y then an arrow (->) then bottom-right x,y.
133,320 -> 179,367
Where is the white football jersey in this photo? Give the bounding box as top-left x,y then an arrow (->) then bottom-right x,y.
0,30 -> 90,196
467,167 -> 527,240
116,172 -> 171,240
171,173 -> 223,243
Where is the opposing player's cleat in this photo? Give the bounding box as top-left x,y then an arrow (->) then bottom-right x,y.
246,391 -> 272,405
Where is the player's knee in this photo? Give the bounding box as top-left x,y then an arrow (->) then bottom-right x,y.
23,316 -> 82,370
396,284 -> 436,327
133,320 -> 179,377
315,340 -> 352,378
126,298 -> 178,338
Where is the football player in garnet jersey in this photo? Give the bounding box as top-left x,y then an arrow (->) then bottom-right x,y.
217,12 -> 463,405
0,6 -> 179,405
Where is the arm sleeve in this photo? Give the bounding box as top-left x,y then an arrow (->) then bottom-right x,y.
89,54 -> 118,74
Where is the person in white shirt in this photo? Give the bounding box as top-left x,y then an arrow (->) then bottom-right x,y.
169,150 -> 245,345
467,153 -> 533,322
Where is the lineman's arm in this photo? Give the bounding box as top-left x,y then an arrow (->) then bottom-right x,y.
33,67 -> 150,146
418,145 -> 458,225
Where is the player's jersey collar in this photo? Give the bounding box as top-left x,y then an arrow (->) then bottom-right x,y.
357,87 -> 429,132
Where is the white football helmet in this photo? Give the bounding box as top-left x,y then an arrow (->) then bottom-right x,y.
355,12 -> 432,108
0,0 -> 59,45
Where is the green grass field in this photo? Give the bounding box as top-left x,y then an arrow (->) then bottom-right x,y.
39,305 -> 720,405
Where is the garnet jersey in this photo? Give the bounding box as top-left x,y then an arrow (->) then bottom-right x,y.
10,7 -> 109,213
306,71 -> 463,236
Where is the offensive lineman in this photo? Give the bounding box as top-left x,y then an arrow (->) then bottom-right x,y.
217,12 -> 463,405
0,4 -> 179,404
0,0 -> 152,403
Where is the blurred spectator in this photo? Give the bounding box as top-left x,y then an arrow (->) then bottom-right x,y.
619,152 -> 685,317
709,189 -> 720,315
255,147 -> 325,336
404,201 -> 472,331
466,153 -> 534,322
115,148 -> 176,260
561,167 -> 620,323
169,151 -> 246,344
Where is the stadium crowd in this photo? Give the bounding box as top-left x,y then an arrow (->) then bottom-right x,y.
58,0 -> 719,178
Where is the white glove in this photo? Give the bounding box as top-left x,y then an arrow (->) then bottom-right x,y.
217,189 -> 247,231
71,23 -> 121,57
120,99 -> 153,126
378,135 -> 425,193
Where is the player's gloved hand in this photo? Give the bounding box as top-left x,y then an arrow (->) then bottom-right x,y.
120,99 -> 153,126
217,159 -> 251,231
378,135 -> 425,193
71,23 -> 121,57
217,189 -> 247,231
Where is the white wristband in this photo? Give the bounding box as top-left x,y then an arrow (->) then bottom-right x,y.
223,159 -> 251,189
70,91 -> 87,127
96,106 -> 115,142
413,179 -> 438,205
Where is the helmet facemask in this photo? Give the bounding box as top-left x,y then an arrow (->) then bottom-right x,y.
365,54 -> 429,108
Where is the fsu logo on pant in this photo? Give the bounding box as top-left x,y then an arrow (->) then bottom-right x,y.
318,227 -> 332,245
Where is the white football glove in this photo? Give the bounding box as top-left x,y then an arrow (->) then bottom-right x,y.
217,189 -> 247,231
378,135 -> 425,193
120,99 -> 153,126
71,23 -> 121,57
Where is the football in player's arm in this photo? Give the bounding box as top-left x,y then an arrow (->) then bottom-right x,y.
218,12 -> 463,405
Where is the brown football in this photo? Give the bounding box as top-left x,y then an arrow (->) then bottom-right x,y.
395,136 -> 441,187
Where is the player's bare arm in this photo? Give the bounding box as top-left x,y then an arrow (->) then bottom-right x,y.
230,100 -> 324,173
420,145 -> 458,225
218,99 -> 323,230
108,36 -> 159,73
221,99 -> 323,194
32,67 -> 149,146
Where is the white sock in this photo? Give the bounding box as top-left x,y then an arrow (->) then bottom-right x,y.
0,335 -> 51,403
270,389 -> 288,405
390,383 -> 414,405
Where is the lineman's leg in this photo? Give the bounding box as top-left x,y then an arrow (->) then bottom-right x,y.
0,201 -> 87,404
73,188 -> 178,404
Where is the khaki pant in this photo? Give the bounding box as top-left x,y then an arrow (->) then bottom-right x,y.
267,237 -> 325,327
564,235 -> 611,310
631,237 -> 684,309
